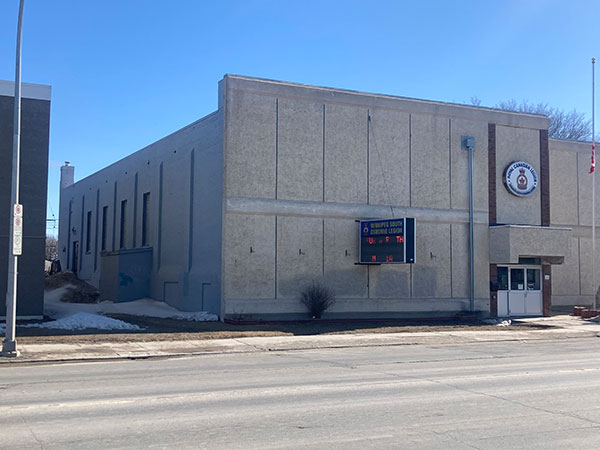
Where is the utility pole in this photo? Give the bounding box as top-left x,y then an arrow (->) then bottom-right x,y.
2,0 -> 25,358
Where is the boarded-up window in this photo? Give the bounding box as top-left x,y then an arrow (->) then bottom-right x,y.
120,200 -> 127,249
85,211 -> 92,253
101,206 -> 108,251
142,192 -> 150,246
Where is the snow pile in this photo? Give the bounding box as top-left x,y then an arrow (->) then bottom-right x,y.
45,288 -> 218,322
101,299 -> 219,322
21,312 -> 141,331
34,285 -> 219,332
1,286 -> 220,334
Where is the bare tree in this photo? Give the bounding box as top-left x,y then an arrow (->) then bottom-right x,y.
46,236 -> 58,261
469,97 -> 592,141
469,96 -> 482,106
493,100 -> 591,141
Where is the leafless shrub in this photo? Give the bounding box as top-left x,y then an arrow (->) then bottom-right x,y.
300,281 -> 335,319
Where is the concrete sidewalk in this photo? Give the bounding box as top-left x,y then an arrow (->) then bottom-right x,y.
2,315 -> 600,364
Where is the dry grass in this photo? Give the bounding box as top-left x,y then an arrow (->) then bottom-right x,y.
45,271 -> 100,303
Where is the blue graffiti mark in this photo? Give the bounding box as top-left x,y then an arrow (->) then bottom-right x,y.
119,272 -> 134,286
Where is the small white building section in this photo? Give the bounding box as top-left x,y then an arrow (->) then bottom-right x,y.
60,75 -> 594,320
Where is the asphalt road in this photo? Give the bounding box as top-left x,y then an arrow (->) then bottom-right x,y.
2,338 -> 600,449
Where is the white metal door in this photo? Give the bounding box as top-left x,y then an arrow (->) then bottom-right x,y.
524,267 -> 542,315
509,267 -> 527,315
497,266 -> 542,317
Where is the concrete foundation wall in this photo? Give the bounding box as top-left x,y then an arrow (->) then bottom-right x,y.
59,111 -> 223,314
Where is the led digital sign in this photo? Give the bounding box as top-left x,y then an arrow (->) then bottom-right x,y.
358,218 -> 415,264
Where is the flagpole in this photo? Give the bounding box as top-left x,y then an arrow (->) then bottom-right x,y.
593,57 -> 597,310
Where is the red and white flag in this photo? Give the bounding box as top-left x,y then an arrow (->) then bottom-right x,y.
591,144 -> 596,173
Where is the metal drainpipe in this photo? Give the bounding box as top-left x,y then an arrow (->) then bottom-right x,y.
462,136 -> 476,313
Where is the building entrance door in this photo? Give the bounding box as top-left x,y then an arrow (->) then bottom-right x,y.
497,266 -> 542,317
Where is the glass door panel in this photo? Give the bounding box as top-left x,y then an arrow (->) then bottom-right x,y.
510,268 -> 525,290
527,269 -> 540,291
497,267 -> 508,291
509,268 -> 526,314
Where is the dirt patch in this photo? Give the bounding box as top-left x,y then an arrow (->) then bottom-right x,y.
13,315 -> 555,345
45,272 -> 99,303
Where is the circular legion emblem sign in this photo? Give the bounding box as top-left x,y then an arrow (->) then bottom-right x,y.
503,161 -> 538,197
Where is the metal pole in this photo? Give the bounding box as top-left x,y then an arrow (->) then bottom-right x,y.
2,0 -> 25,358
468,145 -> 475,312
461,136 -> 476,313
593,57 -> 596,310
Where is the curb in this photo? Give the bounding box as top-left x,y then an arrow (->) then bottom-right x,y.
2,326 -> 600,365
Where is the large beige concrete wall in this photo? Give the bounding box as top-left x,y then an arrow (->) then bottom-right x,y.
549,139 -> 600,308
219,75 -> 550,319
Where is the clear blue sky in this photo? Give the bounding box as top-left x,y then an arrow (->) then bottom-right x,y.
1,0 -> 598,236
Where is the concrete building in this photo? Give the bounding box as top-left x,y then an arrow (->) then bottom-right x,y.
1,80 -> 51,319
59,75 -> 593,320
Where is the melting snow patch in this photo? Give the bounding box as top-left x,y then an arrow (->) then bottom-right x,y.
483,318 -> 512,326
21,312 -> 141,331
168,311 -> 219,322
44,289 -> 219,322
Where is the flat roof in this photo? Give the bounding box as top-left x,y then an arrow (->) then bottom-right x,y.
223,74 -> 550,129
0,80 -> 52,101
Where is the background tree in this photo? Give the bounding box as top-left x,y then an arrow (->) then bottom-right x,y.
46,236 -> 58,261
470,97 -> 593,141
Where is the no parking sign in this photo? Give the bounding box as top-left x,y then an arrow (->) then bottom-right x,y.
13,204 -> 23,256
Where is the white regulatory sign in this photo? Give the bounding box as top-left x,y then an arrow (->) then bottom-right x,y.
13,203 -> 23,255
13,235 -> 22,256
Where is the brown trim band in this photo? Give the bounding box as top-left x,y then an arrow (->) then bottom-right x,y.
540,129 -> 550,226
488,124 -> 497,225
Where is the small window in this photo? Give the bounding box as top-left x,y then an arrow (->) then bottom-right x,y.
85,211 -> 92,253
120,200 -> 127,249
518,257 -> 541,265
497,267 -> 508,291
142,192 -> 150,246
101,206 -> 108,251
527,269 -> 540,291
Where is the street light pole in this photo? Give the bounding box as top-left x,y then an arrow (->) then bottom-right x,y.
2,0 -> 25,358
